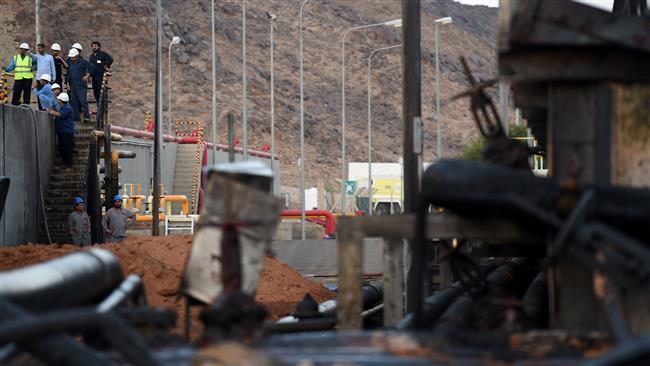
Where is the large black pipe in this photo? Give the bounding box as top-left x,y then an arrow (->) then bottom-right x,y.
433,259 -> 531,332
398,260 -> 502,329
96,274 -> 146,312
522,272 -> 548,328
421,160 -> 650,238
0,177 -> 9,220
276,282 -> 384,325
397,281 -> 465,329
0,300 -> 109,366
0,249 -> 123,312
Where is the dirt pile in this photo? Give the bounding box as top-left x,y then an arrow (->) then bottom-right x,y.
0,235 -> 335,336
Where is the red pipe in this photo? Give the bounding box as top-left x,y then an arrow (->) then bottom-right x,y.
281,209 -> 337,239
109,125 -> 274,159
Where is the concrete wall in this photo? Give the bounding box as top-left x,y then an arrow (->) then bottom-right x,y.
117,138 -> 278,198
0,105 -> 55,246
114,139 -> 177,195
271,238 -> 384,275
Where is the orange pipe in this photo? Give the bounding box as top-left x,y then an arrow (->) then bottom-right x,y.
136,213 -> 166,222
281,209 -> 336,238
163,195 -> 189,215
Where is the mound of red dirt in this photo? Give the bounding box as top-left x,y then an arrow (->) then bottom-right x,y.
0,235 -> 335,336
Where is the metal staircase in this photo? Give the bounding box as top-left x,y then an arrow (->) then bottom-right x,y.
38,121 -> 95,243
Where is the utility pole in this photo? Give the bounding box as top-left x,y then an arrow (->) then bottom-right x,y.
499,81 -> 510,135
35,0 -> 41,45
267,11 -> 278,195
152,0 -> 162,236
402,0 -> 422,323
299,0 -> 309,239
242,0 -> 248,160
211,0 -> 218,161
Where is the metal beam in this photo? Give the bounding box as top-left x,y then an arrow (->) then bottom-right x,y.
337,214 -> 538,242
402,0 -> 422,316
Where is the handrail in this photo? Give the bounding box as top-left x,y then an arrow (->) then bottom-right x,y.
109,125 -> 274,159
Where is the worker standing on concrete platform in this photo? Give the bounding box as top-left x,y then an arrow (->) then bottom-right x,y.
66,48 -> 92,122
33,74 -> 55,110
46,92 -> 75,168
31,43 -> 56,87
5,43 -> 35,106
102,195 -> 136,243
89,41 -> 113,105
69,197 -> 91,246
51,43 -> 68,86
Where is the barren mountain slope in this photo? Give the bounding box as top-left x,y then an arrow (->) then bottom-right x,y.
0,0 -> 497,190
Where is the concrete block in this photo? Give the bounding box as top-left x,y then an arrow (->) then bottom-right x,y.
271,238 -> 384,276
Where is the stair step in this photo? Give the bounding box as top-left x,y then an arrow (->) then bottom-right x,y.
50,181 -> 87,190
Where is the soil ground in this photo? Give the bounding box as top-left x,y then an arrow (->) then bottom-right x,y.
0,235 -> 335,337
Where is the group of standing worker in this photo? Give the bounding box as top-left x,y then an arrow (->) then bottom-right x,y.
4,41 -> 113,121
3,42 -> 127,245
69,194 -> 136,246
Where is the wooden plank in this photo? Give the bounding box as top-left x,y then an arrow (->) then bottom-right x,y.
383,238 -> 404,326
336,221 -> 363,330
500,50 -> 650,82
338,213 -> 536,242
611,83 -> 650,333
548,84 -> 609,332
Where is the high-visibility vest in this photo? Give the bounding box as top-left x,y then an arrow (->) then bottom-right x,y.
13,54 -> 33,80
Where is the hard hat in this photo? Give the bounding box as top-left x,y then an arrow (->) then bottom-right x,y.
113,194 -> 123,202
51,43 -> 61,51
68,48 -> 79,58
19,43 -> 29,50
40,74 -> 51,82
51,83 -> 61,90
73,197 -> 84,205
57,92 -> 69,102
72,42 -> 83,51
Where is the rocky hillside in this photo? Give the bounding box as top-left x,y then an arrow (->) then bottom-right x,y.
0,0 -> 497,190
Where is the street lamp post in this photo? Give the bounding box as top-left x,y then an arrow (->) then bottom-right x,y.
340,18 -> 401,215
267,11 -> 277,195
168,36 -> 181,135
211,0 -> 217,159
242,0 -> 248,160
299,0 -> 309,239
434,16 -> 452,160
367,44 -> 401,216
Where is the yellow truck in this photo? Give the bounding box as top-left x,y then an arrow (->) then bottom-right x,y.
356,177 -> 403,215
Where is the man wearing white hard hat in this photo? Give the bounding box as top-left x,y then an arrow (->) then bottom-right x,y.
66,48 -> 92,122
51,43 -> 68,86
50,83 -> 62,111
46,92 -> 75,168
4,43 -> 35,105
33,74 -> 55,110
72,43 -> 84,58
30,43 -> 56,85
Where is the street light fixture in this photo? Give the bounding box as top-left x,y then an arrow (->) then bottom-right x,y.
299,0 -> 309,239
341,19 -> 401,215
367,44 -> 401,216
267,11 -> 278,195
435,16 -> 452,160
242,0 -> 248,160
168,36 -> 181,135
340,18 -> 401,215
210,0 -> 217,160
